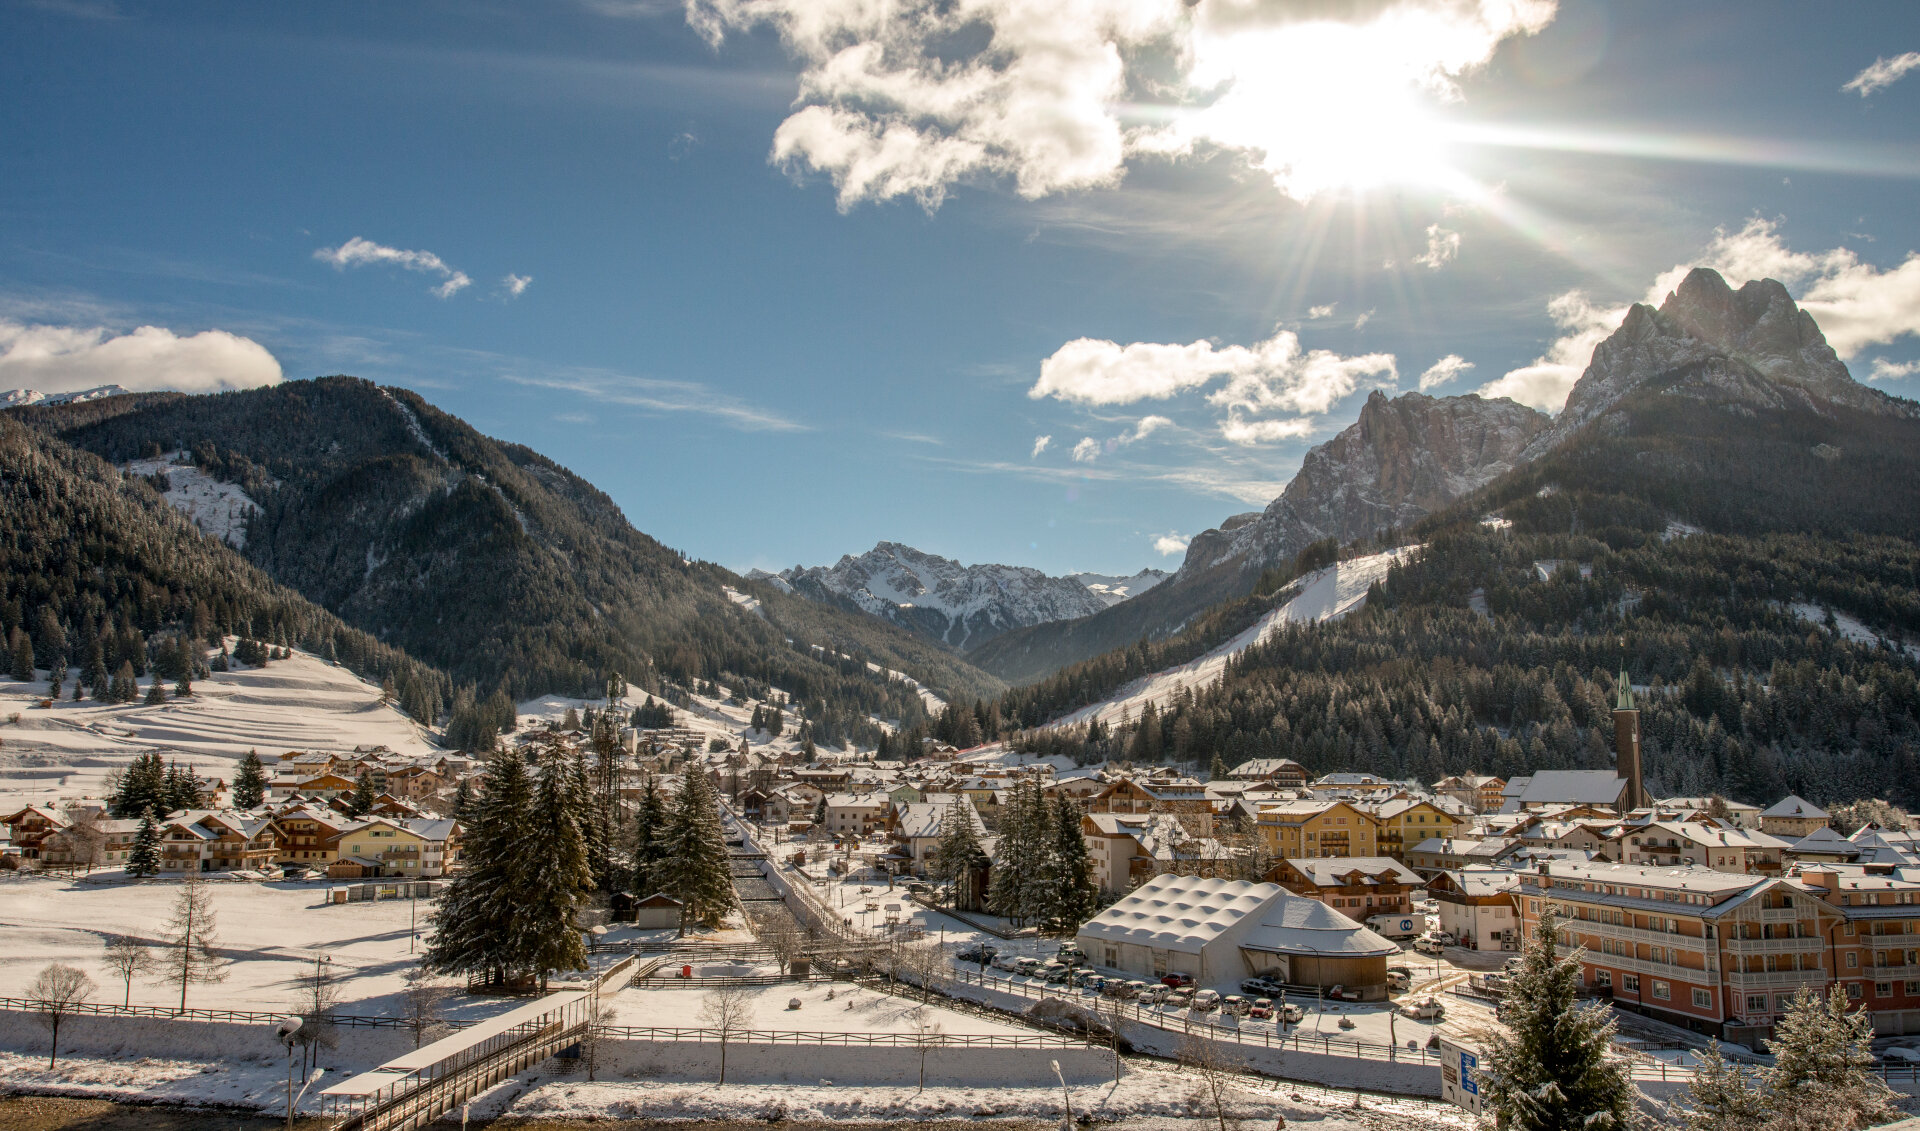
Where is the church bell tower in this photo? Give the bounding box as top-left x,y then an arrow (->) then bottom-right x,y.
1613,669 -> 1645,811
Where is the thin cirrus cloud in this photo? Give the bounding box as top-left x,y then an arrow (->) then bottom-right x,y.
1480,216 -> 1920,411
0,318 -> 282,395
684,0 -> 1555,209
500,368 -> 803,433
1843,52 -> 1920,97
314,237 -> 486,298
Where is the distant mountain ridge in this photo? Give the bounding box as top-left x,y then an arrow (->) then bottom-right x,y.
757,542 -> 1167,650
2,384 -> 133,408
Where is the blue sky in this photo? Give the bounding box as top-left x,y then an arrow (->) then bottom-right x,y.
3,0 -> 1918,577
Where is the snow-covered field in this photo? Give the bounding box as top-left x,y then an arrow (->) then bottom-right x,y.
611,978 -> 1034,1038
0,873 -> 496,1021
0,646 -> 440,811
1058,548 -> 1418,728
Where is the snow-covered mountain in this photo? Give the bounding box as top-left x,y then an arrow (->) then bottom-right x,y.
2,384 -> 133,408
757,543 -> 1164,650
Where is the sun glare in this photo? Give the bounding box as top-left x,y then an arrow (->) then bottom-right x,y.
1183,21 -> 1459,200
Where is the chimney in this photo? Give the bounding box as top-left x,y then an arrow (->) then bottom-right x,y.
1613,669 -> 1645,811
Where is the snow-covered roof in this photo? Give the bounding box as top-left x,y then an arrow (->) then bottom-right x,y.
1076,874 -> 1274,951
1761,795 -> 1829,820
1282,857 -> 1423,887
1516,770 -> 1626,807
1787,826 -> 1859,857
1239,897 -> 1400,959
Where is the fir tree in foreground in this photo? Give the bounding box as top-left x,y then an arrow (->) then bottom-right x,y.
1477,909 -> 1636,1131
428,752 -> 535,988
656,765 -> 733,936
126,810 -> 160,877
231,750 -> 266,809
1676,987 -> 1900,1131
520,752 -> 593,991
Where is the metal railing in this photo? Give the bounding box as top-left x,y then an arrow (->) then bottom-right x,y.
599,1025 -> 1085,1047
0,998 -> 467,1029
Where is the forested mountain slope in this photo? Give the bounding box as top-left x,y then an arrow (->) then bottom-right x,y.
11,379 -> 1002,744
0,413 -> 449,716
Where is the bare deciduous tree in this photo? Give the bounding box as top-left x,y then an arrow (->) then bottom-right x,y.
761,920 -> 807,976
400,963 -> 449,1049
906,1008 -> 943,1092
159,874 -> 227,1012
699,983 -> 755,1084
27,963 -> 96,1069
581,998 -> 620,1082
100,934 -> 152,1007
291,954 -> 339,1080
1177,1029 -> 1246,1131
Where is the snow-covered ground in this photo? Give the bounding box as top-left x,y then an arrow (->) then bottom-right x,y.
1787,601 -> 1920,660
612,977 -> 1034,1038
0,644 -> 440,811
120,452 -> 272,549
1057,547 -> 1418,727
0,873 -> 500,1021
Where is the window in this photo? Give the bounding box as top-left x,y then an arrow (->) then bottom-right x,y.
1906,981 -> 1920,996
1848,983 -> 1863,1000
1747,994 -> 1768,1012
1595,969 -> 1612,987
1693,988 -> 1713,1009
1847,953 -> 1859,969
1876,982 -> 1893,998
1652,981 -> 1670,1000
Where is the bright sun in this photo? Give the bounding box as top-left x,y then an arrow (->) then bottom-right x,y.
1183,20 -> 1458,200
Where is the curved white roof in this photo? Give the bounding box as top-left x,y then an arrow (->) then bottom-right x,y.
1241,897 -> 1401,958
1077,874 -> 1275,950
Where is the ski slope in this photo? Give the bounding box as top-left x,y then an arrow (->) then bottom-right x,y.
1056,547 -> 1418,728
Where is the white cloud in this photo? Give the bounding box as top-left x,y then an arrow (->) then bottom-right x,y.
1870,358 -> 1919,382
1418,354 -> 1474,390
1843,52 -> 1920,97
1071,436 -> 1101,463
500,369 -> 802,432
315,237 -> 473,298
0,319 -> 283,395
1031,434 -> 1052,458
1218,412 -> 1315,447
1353,310 -> 1374,329
1032,330 -> 1394,416
1124,414 -> 1172,442
502,274 -> 533,297
688,0 -> 1555,209
1153,533 -> 1189,557
1307,303 -> 1337,320
1478,290 -> 1625,411
1412,224 -> 1461,269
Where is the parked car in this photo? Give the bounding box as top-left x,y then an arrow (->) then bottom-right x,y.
1139,983 -> 1171,1004
1043,963 -> 1072,984
1166,988 -> 1193,1010
1275,1001 -> 1304,1024
1431,930 -> 1457,946
1503,956 -> 1524,975
1413,937 -> 1445,956
1248,998 -> 1273,1020
1056,943 -> 1089,963
1385,969 -> 1412,993
1401,997 -> 1446,1021
1240,977 -> 1280,996
1327,985 -> 1362,1002
1161,971 -> 1195,988
1067,968 -> 1099,987
1080,975 -> 1108,995
1191,989 -> 1221,1013
1101,979 -> 1134,999
1221,994 -> 1250,1017
991,954 -> 1023,972
957,944 -> 997,964
1013,957 -> 1041,976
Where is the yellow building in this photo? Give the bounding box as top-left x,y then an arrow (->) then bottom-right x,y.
1256,800 -> 1378,859
1371,798 -> 1466,861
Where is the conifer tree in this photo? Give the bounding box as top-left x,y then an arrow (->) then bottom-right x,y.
231,751 -> 266,810
428,752 -> 536,988
628,776 -> 669,898
9,628 -> 33,682
144,678 -> 167,706
1044,794 -> 1097,934
931,795 -> 985,908
347,772 -> 378,817
452,778 -> 477,826
111,660 -> 138,702
162,761 -> 202,812
126,810 -> 161,877
47,661 -> 63,699
1478,910 -> 1635,1131
657,766 -> 733,935
1762,986 -> 1898,1128
521,753 -> 592,990
85,642 -> 109,699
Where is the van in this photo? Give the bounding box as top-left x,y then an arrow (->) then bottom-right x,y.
1385,969 -> 1411,993
1366,914 -> 1424,940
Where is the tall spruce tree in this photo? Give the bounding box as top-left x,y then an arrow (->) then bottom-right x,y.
231,751 -> 266,810
521,753 -> 592,991
628,775 -> 669,898
1763,986 -> 1898,1128
1044,794 -> 1097,934
162,761 -> 201,813
347,772 -> 378,817
126,810 -> 161,877
1478,910 -> 1636,1131
427,752 -> 537,988
931,795 -> 985,907
657,766 -> 733,935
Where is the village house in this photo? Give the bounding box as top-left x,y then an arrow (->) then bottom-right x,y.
1225,758 -> 1308,787
1268,856 -> 1424,920
1256,799 -> 1378,859
1434,774 -> 1507,814
1367,797 -> 1466,861
157,811 -> 283,873
328,816 -> 460,878
1618,820 -> 1786,874
823,793 -> 888,838
274,806 -> 356,867
0,805 -> 71,861
1427,868 -> 1523,951
1759,796 -> 1830,838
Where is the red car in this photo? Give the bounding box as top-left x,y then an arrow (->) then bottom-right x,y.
1161,972 -> 1195,988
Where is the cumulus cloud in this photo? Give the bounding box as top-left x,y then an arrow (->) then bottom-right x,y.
315,237 -> 473,298
688,0 -> 1555,209
502,274 -> 533,297
1071,436 -> 1101,463
1418,354 -> 1474,390
1153,532 -> 1189,557
0,319 -> 283,395
1412,224 -> 1461,269
1125,414 -> 1173,442
1870,358 -> 1919,382
1218,412 -> 1315,447
1307,303 -> 1337,320
1031,434 -> 1052,458
1477,290 -> 1624,411
1844,52 -> 1920,97
1032,330 -> 1394,417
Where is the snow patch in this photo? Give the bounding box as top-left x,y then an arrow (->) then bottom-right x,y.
122,452 -> 271,549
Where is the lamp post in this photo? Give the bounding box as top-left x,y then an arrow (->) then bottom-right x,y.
276,1016 -> 302,1131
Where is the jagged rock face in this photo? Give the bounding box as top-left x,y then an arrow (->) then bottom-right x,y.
1540,268 -> 1912,452
770,542 -> 1158,649
1174,390 -> 1551,583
